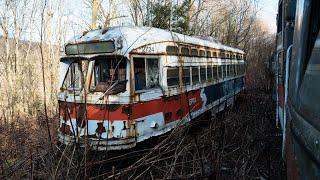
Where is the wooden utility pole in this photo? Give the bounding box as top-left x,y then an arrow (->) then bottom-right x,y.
92,0 -> 99,29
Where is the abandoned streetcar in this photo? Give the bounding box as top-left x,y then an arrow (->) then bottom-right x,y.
58,26 -> 246,150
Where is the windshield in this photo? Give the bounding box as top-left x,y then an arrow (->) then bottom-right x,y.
60,56 -> 127,94
90,55 -> 127,93
61,59 -> 89,91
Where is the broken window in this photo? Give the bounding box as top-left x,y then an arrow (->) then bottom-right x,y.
90,56 -> 127,94
146,58 -> 159,88
192,67 -> 199,85
63,62 -> 82,90
167,67 -> 179,87
134,57 -> 160,91
62,59 -> 89,91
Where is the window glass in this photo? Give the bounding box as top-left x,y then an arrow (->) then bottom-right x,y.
63,62 -> 82,90
218,65 -> 223,79
134,58 -> 159,90
213,66 -> 218,80
230,64 -> 233,76
200,66 -> 206,82
297,28 -> 320,128
167,67 -> 179,87
223,65 -> 227,77
65,41 -> 115,55
212,52 -> 218,58
146,58 -> 159,88
235,64 -> 238,75
181,47 -> 190,56
200,50 -> 206,57
182,67 -> 190,85
206,51 -> 212,58
90,57 -> 126,93
191,49 -> 198,56
207,66 -> 213,81
134,58 -> 146,90
220,52 -> 225,59
166,46 -> 178,55
192,67 -> 199,84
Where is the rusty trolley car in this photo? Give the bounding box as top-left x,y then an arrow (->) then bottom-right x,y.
58,26 -> 246,150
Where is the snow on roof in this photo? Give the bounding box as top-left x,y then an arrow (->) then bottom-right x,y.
67,26 -> 244,56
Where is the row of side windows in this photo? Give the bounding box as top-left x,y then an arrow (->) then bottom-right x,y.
166,46 -> 245,60
132,57 -> 245,91
167,64 -> 246,87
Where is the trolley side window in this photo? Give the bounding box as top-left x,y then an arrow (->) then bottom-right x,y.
207,66 -> 213,81
166,46 -> 179,55
192,67 -> 200,85
199,50 -> 206,57
206,51 -> 212,58
134,57 -> 159,91
63,62 -> 82,90
213,65 -> 218,80
167,67 -> 180,87
191,49 -> 198,57
181,47 -> 190,56
200,66 -> 207,82
218,65 -> 223,79
90,56 -> 127,93
182,67 -> 191,85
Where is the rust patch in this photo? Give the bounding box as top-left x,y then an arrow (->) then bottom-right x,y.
60,123 -> 72,135
164,112 -> 172,122
76,104 -> 86,128
96,122 -> 106,135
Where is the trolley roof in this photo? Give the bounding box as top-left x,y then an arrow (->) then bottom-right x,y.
67,26 -> 244,56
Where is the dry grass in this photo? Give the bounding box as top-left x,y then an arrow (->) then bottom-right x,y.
0,90 -> 285,179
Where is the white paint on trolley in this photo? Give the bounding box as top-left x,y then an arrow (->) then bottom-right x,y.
66,26 -> 244,57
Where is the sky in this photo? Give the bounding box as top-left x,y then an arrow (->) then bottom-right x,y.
257,0 -> 278,33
